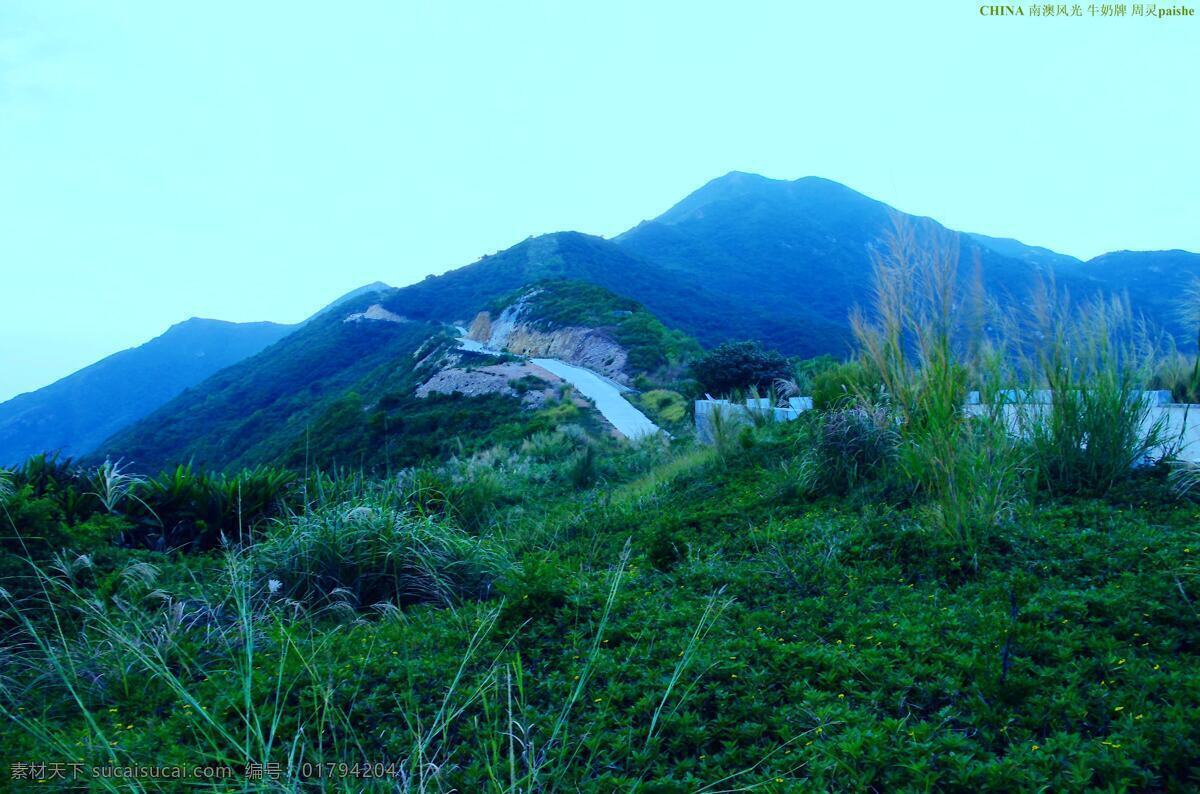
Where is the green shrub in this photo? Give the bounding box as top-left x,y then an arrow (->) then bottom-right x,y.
568,445 -> 599,489
815,405 -> 898,493
122,464 -> 297,551
646,519 -> 690,571
519,430 -> 577,460
690,340 -> 791,396
811,360 -> 881,409
254,503 -> 512,607
632,389 -> 689,429
401,464 -> 514,533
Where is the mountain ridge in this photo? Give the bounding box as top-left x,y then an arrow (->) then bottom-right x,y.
14,171 -> 1200,471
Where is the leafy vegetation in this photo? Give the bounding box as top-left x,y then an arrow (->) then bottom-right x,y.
4,408 -> 1200,789
491,279 -> 702,376
690,340 -> 792,396
810,359 -> 880,409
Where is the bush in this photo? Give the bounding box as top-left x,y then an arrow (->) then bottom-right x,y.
631,389 -> 689,430
123,465 -> 297,551
1020,294 -> 1168,495
811,361 -> 881,409
689,341 -> 791,396
402,464 -> 513,533
568,445 -> 598,489
253,503 -> 512,607
815,405 -> 898,493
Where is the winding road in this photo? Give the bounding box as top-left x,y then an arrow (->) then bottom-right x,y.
453,329 -> 661,439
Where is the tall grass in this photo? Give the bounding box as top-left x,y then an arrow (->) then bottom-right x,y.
814,404 -> 898,493
0,546 -> 494,791
1017,288 -> 1169,495
255,501 -> 513,608
850,219 -> 1025,564
86,459 -> 146,514
700,401 -> 742,460
1,518 -> 743,790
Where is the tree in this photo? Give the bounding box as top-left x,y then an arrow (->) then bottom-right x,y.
689,341 -> 790,396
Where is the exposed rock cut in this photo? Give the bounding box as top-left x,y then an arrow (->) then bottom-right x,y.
343,304 -> 408,323
416,361 -> 561,408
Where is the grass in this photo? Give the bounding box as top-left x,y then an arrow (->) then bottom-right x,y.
254,503 -> 512,608
1018,290 -> 1170,495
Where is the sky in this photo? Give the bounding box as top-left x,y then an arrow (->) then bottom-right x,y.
1,1 -> 1197,402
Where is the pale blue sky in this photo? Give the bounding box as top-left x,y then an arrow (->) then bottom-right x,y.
1,1 -> 1196,401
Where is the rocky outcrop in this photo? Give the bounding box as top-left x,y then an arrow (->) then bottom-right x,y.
499,325 -> 628,382
343,304 -> 408,323
466,292 -> 630,383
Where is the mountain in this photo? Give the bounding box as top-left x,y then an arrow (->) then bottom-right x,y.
1066,250 -> 1200,342
0,318 -> 293,466
92,231 -> 751,474
91,297 -> 438,472
0,281 -> 393,468
88,172 -> 1199,472
619,171 -> 1200,349
374,230 -> 844,356
615,172 -> 1068,354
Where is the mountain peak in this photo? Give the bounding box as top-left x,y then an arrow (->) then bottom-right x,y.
304,281 -> 395,323
647,172 -> 872,227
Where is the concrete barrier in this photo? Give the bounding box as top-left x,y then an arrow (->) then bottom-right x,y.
694,392 -> 1200,462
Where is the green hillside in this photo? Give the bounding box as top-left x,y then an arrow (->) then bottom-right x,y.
93,282 -> 700,473
487,279 -> 702,374
91,303 -> 442,472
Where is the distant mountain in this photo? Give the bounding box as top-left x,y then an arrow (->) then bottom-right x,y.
0,281 -> 392,468
91,295 -> 437,472
1067,250 -> 1200,343
0,318 -> 293,466
617,171 -> 1200,349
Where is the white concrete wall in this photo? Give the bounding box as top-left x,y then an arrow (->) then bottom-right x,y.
694,393 -> 1200,462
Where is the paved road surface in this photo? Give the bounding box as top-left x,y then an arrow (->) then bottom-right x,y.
453,330 -> 661,439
